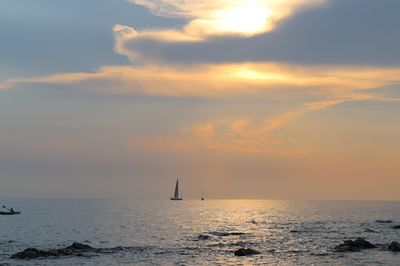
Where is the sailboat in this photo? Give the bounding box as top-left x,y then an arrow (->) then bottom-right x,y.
170,179 -> 183,200
201,188 -> 205,201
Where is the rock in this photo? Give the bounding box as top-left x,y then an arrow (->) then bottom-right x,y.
10,248 -> 48,259
10,242 -> 122,260
65,242 -> 93,251
210,231 -> 245,237
100,246 -> 124,253
388,241 -> 400,251
364,229 -> 376,233
375,220 -> 393,223
10,243 -> 142,260
198,234 -> 211,240
392,225 -> 400,229
234,248 -> 261,256
230,232 -> 246,236
334,238 -> 376,252
353,238 -> 376,249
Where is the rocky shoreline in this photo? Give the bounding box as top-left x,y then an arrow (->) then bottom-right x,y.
10,221 -> 400,260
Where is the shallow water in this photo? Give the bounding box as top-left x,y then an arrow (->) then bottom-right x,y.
1,199 -> 400,265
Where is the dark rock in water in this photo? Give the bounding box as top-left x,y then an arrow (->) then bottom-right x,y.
100,246 -> 125,253
10,248 -> 47,259
10,242 -> 127,260
65,242 -> 93,251
392,225 -> 400,229
375,220 -> 393,224
353,238 -> 376,249
290,230 -> 308,233
210,231 -> 245,237
334,238 -> 376,252
198,234 -> 211,240
230,232 -> 246,236
234,248 -> 261,256
388,241 -> 400,251
364,229 -> 376,233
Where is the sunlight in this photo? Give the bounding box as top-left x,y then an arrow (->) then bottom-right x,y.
213,6 -> 271,35
130,0 -> 327,38
233,68 -> 289,82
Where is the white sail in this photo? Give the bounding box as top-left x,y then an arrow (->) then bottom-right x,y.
171,178 -> 183,200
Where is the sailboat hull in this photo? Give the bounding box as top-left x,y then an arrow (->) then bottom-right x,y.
170,198 -> 183,201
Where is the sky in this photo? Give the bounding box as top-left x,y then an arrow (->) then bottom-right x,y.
0,0 -> 399,200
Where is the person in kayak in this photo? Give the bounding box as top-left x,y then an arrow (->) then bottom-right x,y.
10,208 -> 15,214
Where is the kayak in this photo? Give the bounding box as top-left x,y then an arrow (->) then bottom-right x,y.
0,211 -> 21,215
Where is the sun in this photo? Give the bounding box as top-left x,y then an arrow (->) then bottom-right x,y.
213,6 -> 271,35
181,1 -> 298,38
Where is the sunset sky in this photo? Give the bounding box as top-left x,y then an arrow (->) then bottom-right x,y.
1,0 -> 400,200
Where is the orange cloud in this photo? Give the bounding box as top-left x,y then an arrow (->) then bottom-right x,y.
128,119 -> 311,156
2,63 -> 400,98
2,61 -> 399,159
127,91 -> 399,157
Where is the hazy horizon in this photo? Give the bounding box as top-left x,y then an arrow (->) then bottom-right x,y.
1,0 -> 400,200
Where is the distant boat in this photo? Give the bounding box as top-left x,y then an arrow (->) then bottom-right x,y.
1,205 -> 21,215
0,211 -> 21,215
201,188 -> 205,201
170,179 -> 183,200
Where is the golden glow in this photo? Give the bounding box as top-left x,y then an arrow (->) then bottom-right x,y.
4,63 -> 399,157
233,68 -> 289,82
212,5 -> 271,35
3,63 -> 400,98
130,0 -> 326,38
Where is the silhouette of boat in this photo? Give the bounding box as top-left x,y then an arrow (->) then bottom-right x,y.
0,211 -> 21,215
1,205 -> 21,215
201,188 -> 204,201
170,179 -> 183,200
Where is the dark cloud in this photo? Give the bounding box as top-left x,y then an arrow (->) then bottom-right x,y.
123,0 -> 400,66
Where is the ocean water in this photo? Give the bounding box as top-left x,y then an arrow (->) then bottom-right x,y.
1,199 -> 400,265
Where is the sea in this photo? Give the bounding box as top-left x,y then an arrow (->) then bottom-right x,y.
1,199 -> 400,265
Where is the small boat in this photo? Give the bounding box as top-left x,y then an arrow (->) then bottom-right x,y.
201,188 -> 205,201
0,211 -> 21,215
170,178 -> 183,200
1,205 -> 21,215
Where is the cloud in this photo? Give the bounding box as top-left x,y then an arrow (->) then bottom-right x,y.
119,0 -> 400,66
128,119 -> 311,156
3,0 -> 400,159
129,0 -> 325,37
127,92 -> 400,156
2,63 -> 400,98
114,0 -> 325,62
5,60 -> 398,157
